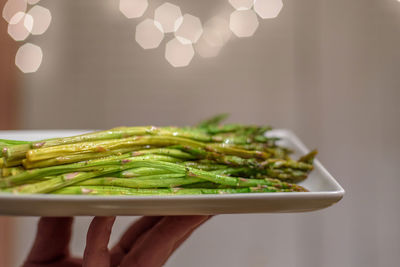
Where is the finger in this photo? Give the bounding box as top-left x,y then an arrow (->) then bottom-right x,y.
83,216 -> 115,267
110,216 -> 162,267
66,257 -> 84,266
25,217 -> 73,264
22,259 -> 82,267
121,216 -> 209,267
170,216 -> 212,254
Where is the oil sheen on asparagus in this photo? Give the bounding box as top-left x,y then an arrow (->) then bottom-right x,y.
0,114 -> 316,196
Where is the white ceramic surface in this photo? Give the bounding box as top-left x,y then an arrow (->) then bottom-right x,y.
0,130 -> 344,216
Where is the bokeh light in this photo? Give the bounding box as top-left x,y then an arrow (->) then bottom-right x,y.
135,19 -> 164,49
229,9 -> 259,37
119,0 -> 148,19
195,17 -> 231,58
7,12 -> 33,41
154,2 -> 182,33
174,14 -> 203,44
24,12 -> 33,30
195,35 -> 222,58
2,0 -> 27,23
229,0 -> 254,10
26,5 -> 51,35
165,38 -> 194,67
253,0 -> 283,19
27,0 -> 41,5
15,43 -> 43,73
202,17 -> 231,46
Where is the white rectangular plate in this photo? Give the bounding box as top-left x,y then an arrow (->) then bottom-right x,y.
0,130 -> 344,216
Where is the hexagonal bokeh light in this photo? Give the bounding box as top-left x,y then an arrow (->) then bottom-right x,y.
154,2 -> 182,33
165,38 -> 194,67
119,0 -> 148,19
195,17 -> 231,58
27,0 -> 41,4
135,19 -> 164,49
2,0 -> 27,23
15,43 -> 43,73
26,5 -> 52,35
229,9 -> 259,37
254,0 -> 283,19
229,0 -> 254,10
195,35 -> 222,58
202,17 -> 231,46
8,12 -> 33,41
174,14 -> 203,44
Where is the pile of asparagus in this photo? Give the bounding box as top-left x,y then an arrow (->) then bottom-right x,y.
0,115 -> 316,196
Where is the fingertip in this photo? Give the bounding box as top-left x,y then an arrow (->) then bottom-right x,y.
120,215 -> 211,267
92,216 -> 116,226
83,216 -> 116,267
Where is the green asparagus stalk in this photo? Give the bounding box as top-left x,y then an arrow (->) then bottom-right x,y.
197,113 -> 229,129
0,154 -> 183,188
2,158 -> 23,168
299,149 -> 318,164
25,136 -> 271,163
22,147 -> 142,169
182,161 -> 228,171
181,164 -> 307,191
1,166 -> 24,177
25,136 -> 205,162
118,167 -> 172,178
3,157 -> 308,191
22,171 -> 198,195
0,139 -> 32,157
2,143 -> 32,161
31,127 -> 152,148
3,126 -> 223,161
262,158 -> 313,171
22,147 -> 195,169
0,114 -> 316,195
180,181 -> 225,189
7,171 -> 102,194
53,186 -> 294,195
130,148 -> 196,160
103,166 -> 242,179
76,176 -> 203,189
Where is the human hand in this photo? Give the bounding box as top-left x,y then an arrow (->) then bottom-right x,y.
22,215 -> 210,267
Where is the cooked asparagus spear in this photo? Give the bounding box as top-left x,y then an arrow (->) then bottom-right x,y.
53,186 -> 295,195
0,114 -> 315,195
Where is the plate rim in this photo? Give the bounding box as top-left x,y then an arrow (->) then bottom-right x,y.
0,129 -> 345,215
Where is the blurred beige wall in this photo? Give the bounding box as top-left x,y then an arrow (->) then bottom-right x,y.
9,0 -> 400,266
